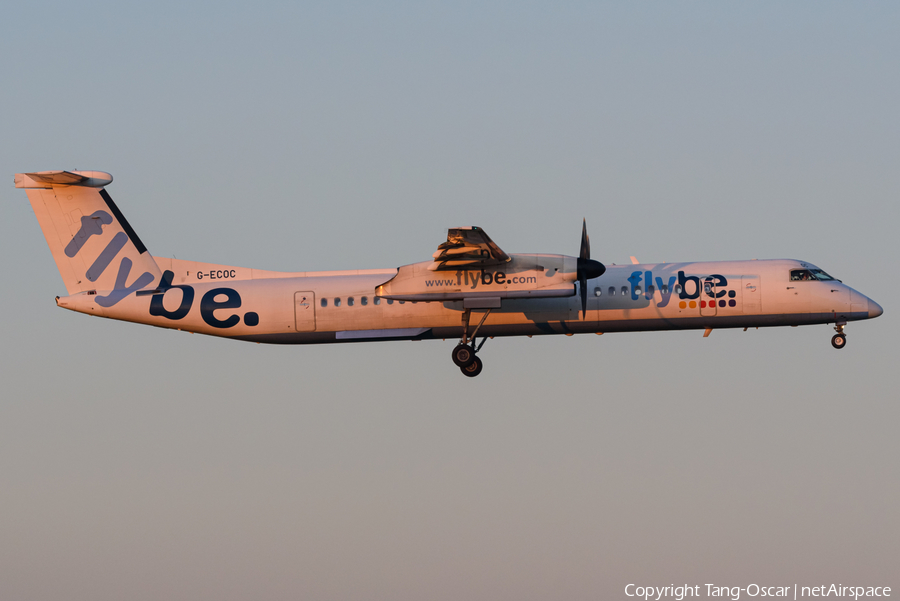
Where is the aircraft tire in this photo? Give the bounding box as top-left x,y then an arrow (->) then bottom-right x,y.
831,334 -> 847,349
460,355 -> 483,377
452,344 -> 476,367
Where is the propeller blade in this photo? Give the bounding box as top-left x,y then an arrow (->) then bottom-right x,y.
580,218 -> 590,260
576,219 -> 605,319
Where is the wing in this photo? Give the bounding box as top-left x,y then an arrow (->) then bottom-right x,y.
429,226 -> 511,271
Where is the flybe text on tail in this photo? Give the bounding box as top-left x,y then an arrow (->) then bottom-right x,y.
16,171 -> 160,299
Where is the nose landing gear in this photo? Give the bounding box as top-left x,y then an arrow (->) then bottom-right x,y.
453,308 -> 491,377
831,322 -> 847,349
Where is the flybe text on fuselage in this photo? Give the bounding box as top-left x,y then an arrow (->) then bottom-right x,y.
625,270 -> 736,307
421,267 -> 735,308
146,271 -> 260,328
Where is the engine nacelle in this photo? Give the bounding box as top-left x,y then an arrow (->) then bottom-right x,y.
376,254 -> 578,302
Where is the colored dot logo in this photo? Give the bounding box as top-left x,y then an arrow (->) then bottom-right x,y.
679,290 -> 737,310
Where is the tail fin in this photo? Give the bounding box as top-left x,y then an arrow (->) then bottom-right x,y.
15,171 -> 161,306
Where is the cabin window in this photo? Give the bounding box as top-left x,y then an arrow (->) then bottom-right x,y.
348,297 -> 355,306
621,286 -> 628,296
634,286 -> 642,295
361,296 -> 368,306
374,297 -> 381,305
674,284 -> 683,295
399,300 -> 405,304
647,285 -> 655,295
594,287 -> 602,297
608,287 -> 616,296
387,299 -> 394,305
661,284 -> 668,294
334,298 -> 341,307
321,298 -> 328,308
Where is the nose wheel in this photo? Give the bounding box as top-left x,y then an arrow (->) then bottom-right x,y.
831,323 -> 847,350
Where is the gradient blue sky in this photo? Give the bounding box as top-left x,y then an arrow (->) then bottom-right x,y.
1,2 -> 897,600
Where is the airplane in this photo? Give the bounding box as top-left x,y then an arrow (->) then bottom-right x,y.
15,169 -> 883,377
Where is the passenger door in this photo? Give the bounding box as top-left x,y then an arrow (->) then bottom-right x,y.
742,276 -> 761,314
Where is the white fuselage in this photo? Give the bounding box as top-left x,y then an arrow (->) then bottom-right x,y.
55,257 -> 882,344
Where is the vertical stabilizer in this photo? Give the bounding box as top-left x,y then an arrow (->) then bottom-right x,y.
15,171 -> 161,305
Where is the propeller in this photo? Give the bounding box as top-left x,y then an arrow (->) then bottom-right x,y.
577,219 -> 606,318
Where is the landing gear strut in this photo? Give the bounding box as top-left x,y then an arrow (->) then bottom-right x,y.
453,308 -> 491,377
831,322 -> 847,350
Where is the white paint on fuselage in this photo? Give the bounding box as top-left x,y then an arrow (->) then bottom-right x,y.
56,258 -> 880,344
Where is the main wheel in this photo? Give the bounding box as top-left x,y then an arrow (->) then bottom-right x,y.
460,355 -> 483,377
452,344 -> 476,367
831,334 -> 847,349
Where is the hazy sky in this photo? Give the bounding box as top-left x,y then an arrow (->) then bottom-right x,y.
1,2 -> 897,600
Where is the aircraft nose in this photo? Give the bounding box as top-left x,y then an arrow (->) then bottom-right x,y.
868,298 -> 884,319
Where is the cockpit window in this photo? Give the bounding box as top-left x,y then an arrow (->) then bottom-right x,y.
791,269 -> 836,281
809,269 -> 835,281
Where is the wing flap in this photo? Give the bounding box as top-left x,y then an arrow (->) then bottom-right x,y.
431,226 -> 510,270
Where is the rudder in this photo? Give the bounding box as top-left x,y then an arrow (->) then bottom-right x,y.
15,171 -> 161,305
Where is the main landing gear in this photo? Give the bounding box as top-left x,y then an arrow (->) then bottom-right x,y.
452,308 -> 492,377
831,322 -> 847,350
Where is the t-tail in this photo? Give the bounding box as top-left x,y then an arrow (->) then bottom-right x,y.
15,171 -> 161,307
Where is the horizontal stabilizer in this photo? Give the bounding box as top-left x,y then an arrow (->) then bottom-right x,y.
15,171 -> 113,189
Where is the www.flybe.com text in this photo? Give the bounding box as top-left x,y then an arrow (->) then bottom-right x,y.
425,271 -> 537,289
624,583 -> 891,601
